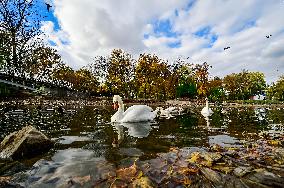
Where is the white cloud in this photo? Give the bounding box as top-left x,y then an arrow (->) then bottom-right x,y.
45,0 -> 284,83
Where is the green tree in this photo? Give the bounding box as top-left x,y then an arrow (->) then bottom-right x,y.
267,76 -> 284,101
175,63 -> 197,99
223,70 -> 266,100
208,76 -> 224,102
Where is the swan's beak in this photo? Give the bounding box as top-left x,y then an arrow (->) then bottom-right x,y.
113,102 -> 119,110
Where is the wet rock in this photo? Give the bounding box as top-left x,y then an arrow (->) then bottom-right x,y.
223,175 -> 248,188
243,168 -> 284,188
0,176 -> 23,188
0,176 -> 11,187
200,167 -> 223,186
233,166 -> 253,177
0,126 -> 54,160
0,160 -> 27,176
273,148 -> 284,165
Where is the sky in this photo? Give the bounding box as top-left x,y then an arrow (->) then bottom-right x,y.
39,0 -> 284,83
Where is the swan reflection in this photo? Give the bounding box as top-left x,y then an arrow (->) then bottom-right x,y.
112,121 -> 153,147
122,122 -> 152,138
112,123 -> 124,147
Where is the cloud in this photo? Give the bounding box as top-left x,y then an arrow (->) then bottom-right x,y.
44,0 -> 284,83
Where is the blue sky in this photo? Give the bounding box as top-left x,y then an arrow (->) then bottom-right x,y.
40,0 -> 284,83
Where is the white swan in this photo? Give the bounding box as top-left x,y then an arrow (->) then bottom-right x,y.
111,95 -> 157,123
201,98 -> 214,117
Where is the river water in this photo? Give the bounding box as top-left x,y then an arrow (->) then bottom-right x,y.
0,102 -> 283,187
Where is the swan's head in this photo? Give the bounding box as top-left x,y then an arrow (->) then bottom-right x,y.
113,95 -> 123,110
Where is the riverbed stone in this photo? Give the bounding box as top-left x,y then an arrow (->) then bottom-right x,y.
0,126 -> 54,160
200,167 -> 223,186
0,160 -> 27,176
273,148 -> 284,165
233,166 -> 253,177
243,168 -> 284,187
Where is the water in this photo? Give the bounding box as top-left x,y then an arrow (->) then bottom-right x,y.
0,102 -> 284,186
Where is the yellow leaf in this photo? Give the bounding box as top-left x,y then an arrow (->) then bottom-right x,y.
187,152 -> 200,163
183,177 -> 192,185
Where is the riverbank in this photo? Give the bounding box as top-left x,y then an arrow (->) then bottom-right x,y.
0,97 -> 283,108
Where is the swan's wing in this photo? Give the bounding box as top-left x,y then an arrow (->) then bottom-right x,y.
122,105 -> 155,122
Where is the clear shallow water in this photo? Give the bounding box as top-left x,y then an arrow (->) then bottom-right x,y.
1,103 -> 284,186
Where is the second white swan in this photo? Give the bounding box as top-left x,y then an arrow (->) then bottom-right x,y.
201,97 -> 214,117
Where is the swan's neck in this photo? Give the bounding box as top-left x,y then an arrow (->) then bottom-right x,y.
206,100 -> 209,109
118,101 -> 124,112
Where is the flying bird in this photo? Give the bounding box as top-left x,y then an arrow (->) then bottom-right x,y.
224,47 -> 230,50
266,34 -> 272,38
45,3 -> 52,12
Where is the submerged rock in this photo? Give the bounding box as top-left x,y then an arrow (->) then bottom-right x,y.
0,160 -> 27,176
243,169 -> 284,188
233,166 -> 253,177
200,167 -> 223,186
0,126 -> 54,160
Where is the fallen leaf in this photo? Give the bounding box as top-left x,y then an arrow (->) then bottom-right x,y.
178,167 -> 199,175
183,176 -> 192,185
132,176 -> 155,188
116,163 -> 139,182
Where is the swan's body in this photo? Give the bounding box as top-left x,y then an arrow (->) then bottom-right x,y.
111,95 -> 157,123
201,98 -> 213,117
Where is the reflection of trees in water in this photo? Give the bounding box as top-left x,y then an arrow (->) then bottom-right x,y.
267,109 -> 284,125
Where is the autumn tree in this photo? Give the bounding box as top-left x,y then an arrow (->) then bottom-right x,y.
135,54 -> 165,99
223,70 -> 266,100
73,68 -> 99,93
27,46 -> 62,82
194,62 -> 211,98
152,61 -> 171,99
0,0 -> 45,77
267,76 -> 284,101
86,56 -> 111,95
105,49 -> 135,98
223,73 -> 238,100
52,63 -> 75,88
